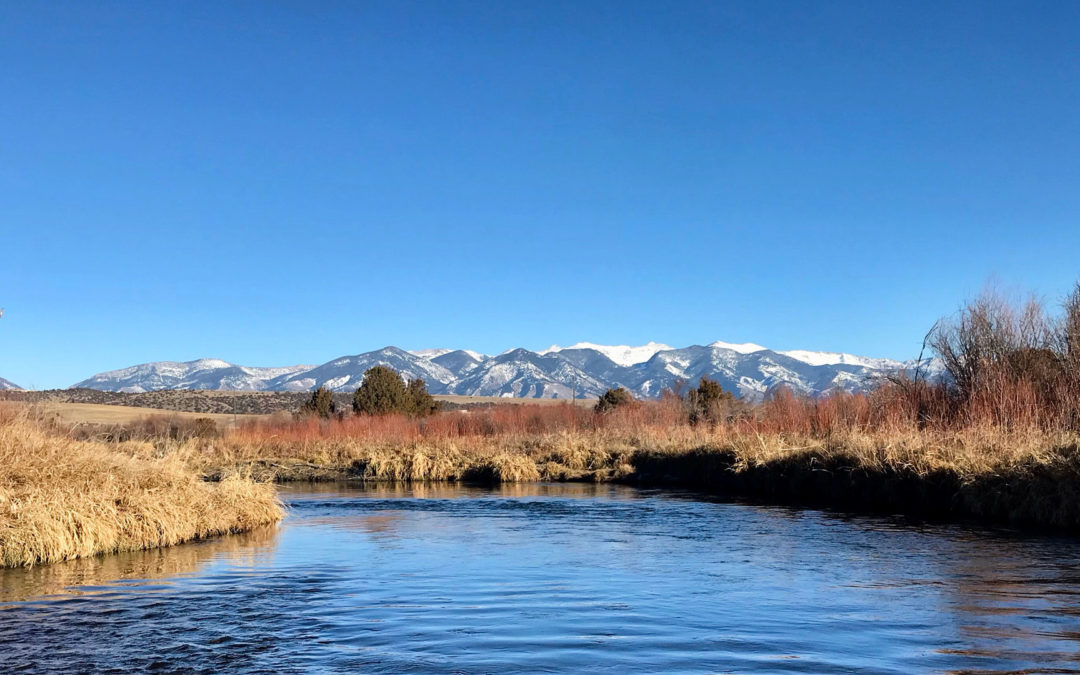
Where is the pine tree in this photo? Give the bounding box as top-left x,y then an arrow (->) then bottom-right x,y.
302,386 -> 336,419
688,376 -> 734,425
404,377 -> 441,416
595,387 -> 634,413
353,366 -> 407,415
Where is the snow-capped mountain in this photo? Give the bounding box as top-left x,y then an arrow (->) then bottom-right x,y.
626,344 -> 912,400
269,347 -> 456,393
777,349 -> 901,369
0,377 -> 20,390
448,348 -> 609,399
70,341 -> 938,400
72,359 -> 312,394
540,342 -> 672,367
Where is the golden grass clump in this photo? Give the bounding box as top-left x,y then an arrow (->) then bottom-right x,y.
0,416 -> 283,568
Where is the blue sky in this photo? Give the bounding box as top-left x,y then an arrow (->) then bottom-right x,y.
3,1 -> 1080,389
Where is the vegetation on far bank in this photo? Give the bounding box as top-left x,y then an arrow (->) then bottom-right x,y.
193,281 -> 1080,528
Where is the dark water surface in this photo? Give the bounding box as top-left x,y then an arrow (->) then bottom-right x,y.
4,483 -> 1080,673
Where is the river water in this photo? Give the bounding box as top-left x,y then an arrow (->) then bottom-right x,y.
3,483 -> 1080,673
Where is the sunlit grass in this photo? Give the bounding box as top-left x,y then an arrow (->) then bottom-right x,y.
0,412 -> 283,568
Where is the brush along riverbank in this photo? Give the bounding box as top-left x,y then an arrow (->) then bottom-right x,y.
0,417 -> 283,568
204,424 -> 1080,530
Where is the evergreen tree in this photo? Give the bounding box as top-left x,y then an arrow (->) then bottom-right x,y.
595,387 -> 634,413
404,377 -> 441,416
353,366 -> 407,415
688,376 -> 735,425
301,386 -> 336,419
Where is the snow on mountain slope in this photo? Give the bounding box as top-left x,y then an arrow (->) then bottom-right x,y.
72,360 -> 312,393
450,349 -> 608,399
408,348 -> 454,359
540,342 -> 673,367
272,347 -> 456,393
430,350 -> 485,377
411,348 -> 488,362
707,340 -> 767,354
778,349 -> 902,369
70,340 -> 935,400
0,377 -> 20,390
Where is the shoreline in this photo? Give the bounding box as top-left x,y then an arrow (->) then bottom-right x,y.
206,434 -> 1080,532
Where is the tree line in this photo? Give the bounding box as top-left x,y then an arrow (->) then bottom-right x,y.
304,365 -> 741,424
301,366 -> 441,419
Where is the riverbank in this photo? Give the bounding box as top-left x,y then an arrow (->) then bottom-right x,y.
9,399 -> 1080,567
0,416 -> 283,568
204,421 -> 1080,530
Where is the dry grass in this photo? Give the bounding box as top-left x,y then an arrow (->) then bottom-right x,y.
0,413 -> 283,567
200,399 -> 1080,528
20,401 -> 266,427
215,413 -> 1079,485
0,524 -> 279,602
14,384 -> 1080,535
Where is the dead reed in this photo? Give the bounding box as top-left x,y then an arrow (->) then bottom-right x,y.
198,394 -> 1080,528
0,413 -> 283,567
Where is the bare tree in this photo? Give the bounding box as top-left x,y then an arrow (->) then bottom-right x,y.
1061,283 -> 1080,371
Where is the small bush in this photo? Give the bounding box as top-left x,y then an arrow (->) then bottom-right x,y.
192,417 -> 220,438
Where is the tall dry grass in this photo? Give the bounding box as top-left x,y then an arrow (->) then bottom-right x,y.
206,401 -> 689,482
194,392 -> 1080,527
0,413 -> 283,567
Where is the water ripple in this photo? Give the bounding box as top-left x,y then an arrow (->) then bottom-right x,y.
3,483 -> 1080,673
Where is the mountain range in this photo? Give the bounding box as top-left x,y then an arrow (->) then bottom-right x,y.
69,341 -> 939,400
0,377 -> 20,390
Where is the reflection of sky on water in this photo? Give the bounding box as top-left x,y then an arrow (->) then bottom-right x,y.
3,482 -> 1080,673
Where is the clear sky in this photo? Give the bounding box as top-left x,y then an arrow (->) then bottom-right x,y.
3,1 -> 1080,389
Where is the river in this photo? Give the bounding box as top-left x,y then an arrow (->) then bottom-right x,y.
3,482 -> 1080,673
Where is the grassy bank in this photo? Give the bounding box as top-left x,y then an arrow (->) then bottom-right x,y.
0,414 -> 283,567
190,405 -> 1080,529
629,428 -> 1080,528
18,376 -> 1080,540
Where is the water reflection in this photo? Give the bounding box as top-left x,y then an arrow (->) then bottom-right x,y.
278,480 -> 630,500
0,524 -> 280,605
3,483 -> 1080,673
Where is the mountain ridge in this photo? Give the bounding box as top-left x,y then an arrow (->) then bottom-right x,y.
70,341 -> 939,400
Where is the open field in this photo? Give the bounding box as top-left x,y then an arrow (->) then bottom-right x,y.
26,402 -> 268,427
0,389 -> 320,415
0,388 -> 599,417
